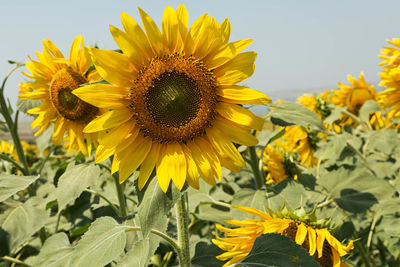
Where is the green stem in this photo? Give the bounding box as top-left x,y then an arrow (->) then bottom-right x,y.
355,240 -> 376,267
248,146 -> 264,189
0,64 -> 30,179
175,193 -> 191,267
113,173 -> 127,217
0,256 -> 30,267
0,153 -> 25,174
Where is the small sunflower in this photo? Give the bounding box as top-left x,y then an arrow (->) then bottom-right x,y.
262,140 -> 297,184
18,36 -> 101,156
0,140 -> 18,161
332,73 -> 376,116
212,206 -> 354,267
283,126 -> 318,168
73,5 -> 270,192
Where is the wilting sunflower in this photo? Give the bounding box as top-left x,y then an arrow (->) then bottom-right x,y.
212,206 -> 353,267
262,140 -> 297,184
18,36 -> 101,156
73,5 -> 270,192
283,126 -> 318,168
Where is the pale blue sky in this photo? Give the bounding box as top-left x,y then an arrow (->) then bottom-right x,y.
1,0 -> 400,111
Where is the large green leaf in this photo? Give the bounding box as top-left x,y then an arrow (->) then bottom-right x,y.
191,241 -> 225,267
1,198 -> 48,253
33,232 -> 74,267
0,173 -> 40,202
55,163 -> 100,212
231,189 -> 267,220
318,168 -> 395,213
359,100 -> 380,124
237,233 -> 320,267
138,178 -> 183,237
365,129 -> 400,155
270,102 -> 325,131
314,133 -> 349,161
117,238 -> 150,267
70,217 -> 127,267
16,98 -> 41,113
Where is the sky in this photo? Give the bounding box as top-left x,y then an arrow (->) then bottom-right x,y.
1,0 -> 400,114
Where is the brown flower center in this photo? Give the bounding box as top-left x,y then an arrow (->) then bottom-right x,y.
49,68 -> 98,123
129,53 -> 218,143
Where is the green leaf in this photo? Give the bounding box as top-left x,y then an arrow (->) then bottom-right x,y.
35,125 -> 54,153
319,168 -> 395,213
323,105 -> 344,124
314,133 -> 349,161
16,98 -> 41,113
70,217 -> 127,267
55,163 -> 100,212
365,129 -> 400,155
34,232 -> 73,267
237,233 -> 320,267
117,238 -> 150,267
231,189 -> 267,220
1,198 -> 48,253
0,173 -> 40,202
270,102 -> 325,131
359,99 -> 380,123
138,177 -> 183,237
191,241 -> 225,267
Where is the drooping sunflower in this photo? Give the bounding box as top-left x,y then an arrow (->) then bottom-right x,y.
262,140 -> 297,184
18,36 -> 101,156
73,5 -> 270,192
212,206 -> 354,267
283,126 -> 318,168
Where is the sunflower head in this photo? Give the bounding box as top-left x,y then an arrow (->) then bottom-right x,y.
73,5 -> 271,192
0,140 -> 18,162
332,73 -> 376,115
283,126 -> 318,168
212,206 -> 354,267
18,36 -> 101,156
262,140 -> 298,184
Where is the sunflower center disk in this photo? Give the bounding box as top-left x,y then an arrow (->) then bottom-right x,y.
146,72 -> 201,127
49,68 -> 98,123
131,54 -> 218,143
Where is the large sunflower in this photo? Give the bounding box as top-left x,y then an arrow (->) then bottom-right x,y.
212,206 -> 353,267
18,36 -> 101,156
73,5 -> 270,192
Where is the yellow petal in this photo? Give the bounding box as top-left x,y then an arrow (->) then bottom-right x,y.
316,229 -> 327,258
216,102 -> 264,131
295,223 -> 308,245
205,39 -> 253,70
156,144 -> 172,192
220,18 -> 231,44
118,134 -> 152,183
89,47 -> 135,87
138,142 -> 161,190
181,143 -> 199,189
84,109 -> 132,133
176,4 -> 188,43
218,85 -> 271,105
184,14 -> 209,56
73,84 -> 131,108
162,6 -> 180,52
120,12 -> 154,59
214,116 -> 258,146
167,143 -> 187,190
69,35 -> 82,73
215,51 -> 257,85
138,7 -> 164,55
233,206 -> 271,220
307,227 -> 317,256
109,24 -> 144,68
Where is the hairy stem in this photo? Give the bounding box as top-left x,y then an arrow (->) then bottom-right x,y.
175,192 -> 191,267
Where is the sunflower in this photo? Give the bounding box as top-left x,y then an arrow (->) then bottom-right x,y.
212,206 -> 353,267
283,126 -> 318,168
332,73 -> 376,115
262,140 -> 297,184
18,36 -> 101,156
0,140 -> 18,161
379,39 -> 400,119
73,5 -> 270,192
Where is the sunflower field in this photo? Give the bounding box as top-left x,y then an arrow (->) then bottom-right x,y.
1,4 -> 400,267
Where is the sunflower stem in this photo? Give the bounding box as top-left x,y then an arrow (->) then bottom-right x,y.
113,173 -> 127,217
175,192 -> 191,267
248,145 -> 264,189
0,64 -> 30,180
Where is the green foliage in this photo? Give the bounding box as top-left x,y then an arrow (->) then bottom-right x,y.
0,173 -> 39,202
237,233 -> 320,267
